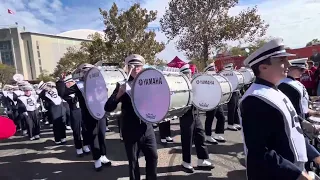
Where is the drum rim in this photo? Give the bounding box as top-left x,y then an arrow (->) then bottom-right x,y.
219,70 -> 245,91
191,74 -> 223,111
131,68 -> 171,123
84,67 -> 107,121
238,68 -> 254,84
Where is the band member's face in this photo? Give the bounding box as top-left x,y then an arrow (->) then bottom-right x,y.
130,65 -> 143,78
66,81 -> 75,88
264,57 -> 290,83
25,90 -> 31,96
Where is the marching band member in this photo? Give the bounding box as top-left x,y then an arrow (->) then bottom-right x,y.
159,118 -> 173,144
48,81 -> 71,130
56,64 -> 111,171
224,63 -> 241,131
203,63 -> 226,144
239,38 -> 312,180
13,83 -> 28,134
37,81 -> 67,144
57,75 -> 91,157
17,84 -> 40,140
277,58 -> 320,170
105,54 -> 158,180
179,64 -> 214,173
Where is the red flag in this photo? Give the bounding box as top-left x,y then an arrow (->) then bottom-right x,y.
0,116 -> 16,140
7,9 -> 14,14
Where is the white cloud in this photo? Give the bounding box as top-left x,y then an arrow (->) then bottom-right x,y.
1,0 -> 320,63
144,0 -> 320,62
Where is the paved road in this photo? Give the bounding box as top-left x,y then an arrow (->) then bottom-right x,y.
0,115 -> 246,180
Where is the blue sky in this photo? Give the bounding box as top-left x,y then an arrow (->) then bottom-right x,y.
1,0 -> 320,61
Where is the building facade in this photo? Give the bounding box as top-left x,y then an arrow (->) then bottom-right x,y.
0,27 -> 103,80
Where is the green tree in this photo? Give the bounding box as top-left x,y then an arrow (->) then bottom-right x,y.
99,3 -> 165,65
0,63 -> 15,87
160,0 -> 269,65
306,39 -> 320,47
81,33 -> 110,64
37,70 -> 55,82
53,47 -> 89,77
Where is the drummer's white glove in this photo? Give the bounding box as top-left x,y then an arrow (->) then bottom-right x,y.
36,89 -> 43,94
23,112 -> 28,116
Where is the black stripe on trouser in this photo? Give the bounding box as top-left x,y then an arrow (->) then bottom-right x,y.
124,130 -> 158,180
205,105 -> 225,136
227,92 -> 240,125
159,120 -> 171,139
25,111 -> 40,138
84,117 -> 107,160
70,108 -> 90,149
179,109 -> 209,163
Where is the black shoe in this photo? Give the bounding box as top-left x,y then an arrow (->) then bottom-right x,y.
95,166 -> 102,172
182,165 -> 194,173
102,161 -> 112,167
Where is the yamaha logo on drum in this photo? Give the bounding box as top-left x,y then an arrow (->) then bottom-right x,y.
138,77 -> 163,86
196,80 -> 214,85
222,73 -> 233,76
89,72 -> 100,79
199,102 -> 209,108
146,113 -> 156,119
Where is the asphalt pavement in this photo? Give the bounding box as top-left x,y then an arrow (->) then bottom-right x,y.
0,114 -> 246,180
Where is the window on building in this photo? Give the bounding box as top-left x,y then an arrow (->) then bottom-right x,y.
38,59 -> 42,65
36,41 -> 39,50
39,66 -> 43,73
0,41 -> 11,50
26,40 -> 34,79
37,51 -> 41,58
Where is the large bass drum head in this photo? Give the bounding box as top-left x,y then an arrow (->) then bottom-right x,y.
132,68 -> 170,123
191,74 -> 219,111
239,68 -> 254,84
220,70 -> 240,91
84,67 -> 108,120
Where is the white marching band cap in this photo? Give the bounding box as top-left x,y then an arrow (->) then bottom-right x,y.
203,63 -> 216,72
38,81 -> 47,90
244,38 -> 296,67
17,81 -> 29,87
78,63 -> 94,71
47,81 -> 56,87
3,84 -> 13,90
179,64 -> 191,73
125,54 -> 145,66
64,74 -> 73,83
21,84 -> 34,91
223,63 -> 234,70
289,58 -> 308,69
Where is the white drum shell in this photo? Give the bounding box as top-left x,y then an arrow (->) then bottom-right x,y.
131,68 -> 192,123
164,71 -> 192,117
84,67 -> 127,120
309,116 -> 320,124
219,70 -> 244,91
191,73 -> 232,111
238,68 -> 255,84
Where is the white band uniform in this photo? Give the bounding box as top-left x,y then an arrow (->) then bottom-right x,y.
191,73 -> 232,111
130,68 -> 192,124
219,70 -> 244,91
83,66 -> 127,120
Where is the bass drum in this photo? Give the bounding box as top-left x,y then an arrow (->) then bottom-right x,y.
219,70 -> 244,91
84,67 -> 127,120
238,67 -> 255,84
191,73 -> 232,111
131,68 -> 192,123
